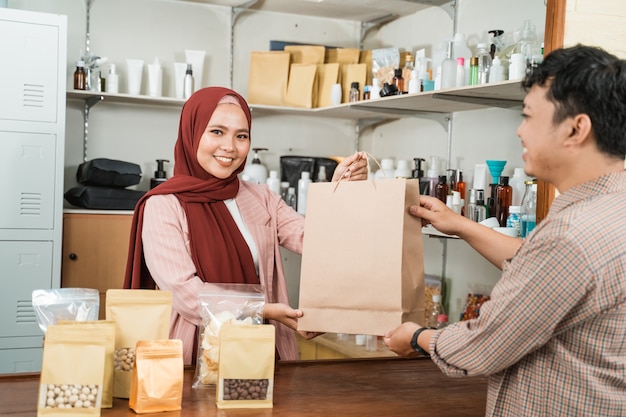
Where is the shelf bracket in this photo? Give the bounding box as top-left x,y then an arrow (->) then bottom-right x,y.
229,0 -> 258,89
442,0 -> 456,21
359,13 -> 398,49
350,103 -> 450,130
82,95 -> 103,161
354,117 -> 388,152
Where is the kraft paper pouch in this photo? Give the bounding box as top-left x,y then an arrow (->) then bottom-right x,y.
248,51 -> 290,106
284,63 -> 318,108
340,63 -> 367,102
105,289 -> 172,399
37,324 -> 106,417
57,320 -> 116,408
316,63 -> 340,108
129,339 -> 183,414
325,47 -> 360,64
284,44 -> 325,65
359,49 -> 373,87
216,324 -> 275,409
297,178 -> 425,335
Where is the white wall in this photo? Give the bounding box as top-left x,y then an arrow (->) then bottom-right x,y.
9,0 -> 546,322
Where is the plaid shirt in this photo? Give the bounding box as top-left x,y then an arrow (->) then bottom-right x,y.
430,171 -> 626,416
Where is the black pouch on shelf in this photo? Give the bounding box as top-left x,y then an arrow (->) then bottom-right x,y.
77,158 -> 142,188
280,156 -> 338,188
64,185 -> 145,210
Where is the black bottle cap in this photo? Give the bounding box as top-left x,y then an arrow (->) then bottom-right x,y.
499,175 -> 509,185
395,68 -> 403,77
351,81 -> 359,89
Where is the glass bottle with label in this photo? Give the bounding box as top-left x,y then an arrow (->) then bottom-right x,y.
521,179 -> 537,237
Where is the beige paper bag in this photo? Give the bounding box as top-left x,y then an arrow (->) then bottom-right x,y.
316,63 -> 340,107
284,63 -> 318,108
285,45 -> 325,65
325,47 -> 360,64
297,179 -> 425,335
248,51 -> 291,106
340,63 -> 367,102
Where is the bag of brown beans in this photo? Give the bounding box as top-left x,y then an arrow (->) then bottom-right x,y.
57,320 -> 116,408
105,289 -> 172,399
129,339 -> 183,414
37,324 -> 106,416
216,324 -> 275,409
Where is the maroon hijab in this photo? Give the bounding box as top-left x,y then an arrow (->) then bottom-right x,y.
123,87 -> 259,289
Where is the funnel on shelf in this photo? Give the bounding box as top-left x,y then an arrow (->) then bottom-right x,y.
486,160 -> 507,184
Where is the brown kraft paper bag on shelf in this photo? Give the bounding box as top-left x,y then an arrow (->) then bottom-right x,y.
105,289 -> 172,399
340,63 -> 367,102
129,339 -> 184,414
248,51 -> 291,106
316,63 -> 340,107
297,178 -> 425,336
325,47 -> 360,64
284,63 -> 318,108
284,44 -> 325,65
359,49 -> 373,87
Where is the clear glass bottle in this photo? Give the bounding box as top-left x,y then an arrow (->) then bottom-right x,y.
476,43 -> 492,84
428,294 -> 445,328
402,53 -> 414,93
286,187 -> 297,210
349,81 -> 360,102
316,166 -> 329,182
506,205 -> 521,237
521,179 -> 538,237
440,41 -> 456,90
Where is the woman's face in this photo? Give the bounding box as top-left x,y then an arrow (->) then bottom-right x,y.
196,103 -> 250,179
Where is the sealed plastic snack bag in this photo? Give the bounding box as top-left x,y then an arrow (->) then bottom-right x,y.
192,284 -> 265,388
32,288 -> 99,334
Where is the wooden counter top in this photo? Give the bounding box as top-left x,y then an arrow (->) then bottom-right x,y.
0,357 -> 487,416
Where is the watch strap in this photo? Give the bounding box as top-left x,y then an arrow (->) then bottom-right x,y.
410,327 -> 434,357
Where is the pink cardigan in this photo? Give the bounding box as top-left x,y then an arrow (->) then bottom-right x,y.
141,180 -> 303,365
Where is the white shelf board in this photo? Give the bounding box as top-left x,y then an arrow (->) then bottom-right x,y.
67,90 -> 186,108
183,0 -> 449,22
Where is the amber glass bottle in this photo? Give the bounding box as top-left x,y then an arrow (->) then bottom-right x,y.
495,176 -> 512,227
434,175 -> 449,204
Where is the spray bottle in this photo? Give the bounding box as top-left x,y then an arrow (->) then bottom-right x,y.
243,148 -> 269,184
151,159 -> 170,189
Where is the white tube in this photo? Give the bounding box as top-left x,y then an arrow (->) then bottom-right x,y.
126,59 -> 144,95
173,62 -> 187,99
184,49 -> 206,91
147,59 -> 162,97
473,163 -> 487,190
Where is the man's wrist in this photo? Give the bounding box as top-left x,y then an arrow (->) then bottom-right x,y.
410,327 -> 434,357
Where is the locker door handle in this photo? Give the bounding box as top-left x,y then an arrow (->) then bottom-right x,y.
69,253 -> 77,260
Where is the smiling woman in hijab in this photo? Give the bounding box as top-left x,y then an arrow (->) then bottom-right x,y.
124,86 -> 368,365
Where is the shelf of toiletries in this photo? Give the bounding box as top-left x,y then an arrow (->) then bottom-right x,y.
67,79 -> 524,119
180,0 -> 451,22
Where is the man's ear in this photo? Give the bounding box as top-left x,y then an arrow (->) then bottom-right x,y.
565,113 -> 593,146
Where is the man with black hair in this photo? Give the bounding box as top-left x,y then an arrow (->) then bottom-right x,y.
384,45 -> 626,416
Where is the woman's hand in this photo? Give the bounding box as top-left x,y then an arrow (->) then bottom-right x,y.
263,303 -> 323,339
332,151 -> 369,181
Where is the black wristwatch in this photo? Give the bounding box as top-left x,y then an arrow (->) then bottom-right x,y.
410,327 -> 434,357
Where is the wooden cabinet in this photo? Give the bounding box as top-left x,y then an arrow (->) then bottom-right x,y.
61,212 -> 133,319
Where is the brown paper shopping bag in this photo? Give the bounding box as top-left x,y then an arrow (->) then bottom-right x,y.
248,51 -> 291,106
297,178 -> 425,336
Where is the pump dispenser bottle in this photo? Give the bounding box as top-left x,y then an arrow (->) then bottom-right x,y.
151,159 -> 170,189
412,158 -> 430,195
243,148 -> 269,184
183,63 -> 194,99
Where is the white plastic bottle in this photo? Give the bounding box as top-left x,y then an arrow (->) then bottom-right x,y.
440,41 -> 456,89
297,171 -> 311,215
243,148 -> 268,184
408,70 -> 420,94
107,64 -> 119,94
489,56 -> 504,83
183,63 -> 194,99
375,158 -> 395,180
509,167 -> 529,206
394,160 -> 412,178
266,170 -> 281,195
370,78 -> 381,99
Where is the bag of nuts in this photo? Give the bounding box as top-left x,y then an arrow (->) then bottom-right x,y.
192,284 -> 265,388
37,324 -> 106,416
129,339 -> 184,413
57,320 -> 116,408
216,324 -> 275,409
105,289 -> 172,399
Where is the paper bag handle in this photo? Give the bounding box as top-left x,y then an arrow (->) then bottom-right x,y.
333,152 -> 384,192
